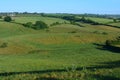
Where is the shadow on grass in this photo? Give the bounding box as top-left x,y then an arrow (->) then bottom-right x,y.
0,69 -> 66,77
10,21 -> 24,25
86,60 -> 120,70
92,74 -> 120,80
0,58 -> 119,80
0,60 -> 120,75
93,43 -> 120,53
36,77 -> 60,80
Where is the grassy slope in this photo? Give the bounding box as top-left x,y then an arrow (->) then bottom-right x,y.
85,17 -> 120,28
0,21 -> 37,38
0,16 -> 120,80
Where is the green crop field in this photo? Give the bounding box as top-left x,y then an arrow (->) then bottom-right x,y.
85,17 -> 113,24
0,15 -> 120,80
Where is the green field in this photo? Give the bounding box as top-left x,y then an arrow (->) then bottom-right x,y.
0,15 -> 120,80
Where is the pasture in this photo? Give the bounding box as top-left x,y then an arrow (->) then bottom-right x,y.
0,15 -> 120,80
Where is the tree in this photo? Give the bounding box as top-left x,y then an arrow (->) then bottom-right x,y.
81,16 -> 85,21
0,16 -> 2,19
113,19 -> 117,23
40,13 -> 45,17
34,21 -> 48,30
4,16 -> 12,22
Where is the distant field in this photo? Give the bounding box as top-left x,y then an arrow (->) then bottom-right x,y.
109,23 -> 120,28
14,16 -> 68,25
0,16 -> 120,80
86,17 -> 113,24
78,16 -> 113,24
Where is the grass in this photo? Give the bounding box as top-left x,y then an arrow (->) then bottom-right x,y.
0,16 -> 120,80
78,16 -> 113,24
109,23 -> 120,28
0,43 -> 120,80
86,17 -> 113,24
13,16 -> 68,26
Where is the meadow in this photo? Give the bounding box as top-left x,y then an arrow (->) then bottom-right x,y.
0,14 -> 120,80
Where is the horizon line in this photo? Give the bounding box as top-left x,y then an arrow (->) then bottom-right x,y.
0,12 -> 120,15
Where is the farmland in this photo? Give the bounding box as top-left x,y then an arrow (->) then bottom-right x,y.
0,14 -> 120,80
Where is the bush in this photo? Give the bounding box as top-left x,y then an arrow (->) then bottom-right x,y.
70,21 -> 83,27
33,21 -> 48,30
4,16 -> 12,22
50,22 -> 60,26
0,16 -> 2,19
105,40 -> 111,46
105,36 -> 120,46
69,31 -> 77,33
0,42 -> 8,48
102,32 -> 108,35
24,22 -> 33,28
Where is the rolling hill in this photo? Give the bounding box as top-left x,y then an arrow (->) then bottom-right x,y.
0,15 -> 120,80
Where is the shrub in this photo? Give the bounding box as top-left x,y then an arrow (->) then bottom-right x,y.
102,32 -> 108,35
105,40 -> 111,46
4,16 -> 12,22
105,36 -> 120,46
113,19 -> 117,23
64,21 -> 67,24
93,31 -> 99,34
116,36 -> 120,41
0,16 -> 2,19
50,22 -> 60,26
33,21 -> 48,30
24,22 -> 33,28
69,31 -> 77,33
0,42 -> 8,48
70,21 -> 83,27
46,29 -> 50,32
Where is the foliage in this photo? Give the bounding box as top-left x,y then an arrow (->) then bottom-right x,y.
106,40 -> 112,46
23,21 -> 48,30
106,36 -> 120,46
24,22 -> 33,28
4,16 -> 12,22
70,21 -> 84,27
62,15 -> 100,25
0,42 -> 8,48
0,16 -> 2,19
50,22 -> 61,26
62,16 -> 76,21
40,13 -> 45,17
113,19 -> 117,23
33,21 -> 48,30
0,15 -> 120,80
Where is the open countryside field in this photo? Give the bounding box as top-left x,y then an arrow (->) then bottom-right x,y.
0,14 -> 120,80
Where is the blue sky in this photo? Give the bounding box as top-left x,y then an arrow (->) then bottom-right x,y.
0,0 -> 120,14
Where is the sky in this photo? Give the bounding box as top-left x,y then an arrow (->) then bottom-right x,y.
0,0 -> 120,14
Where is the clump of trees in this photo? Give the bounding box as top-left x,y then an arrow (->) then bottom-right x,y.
24,21 -> 48,30
62,16 -> 100,25
34,21 -> 48,29
4,16 -> 12,22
